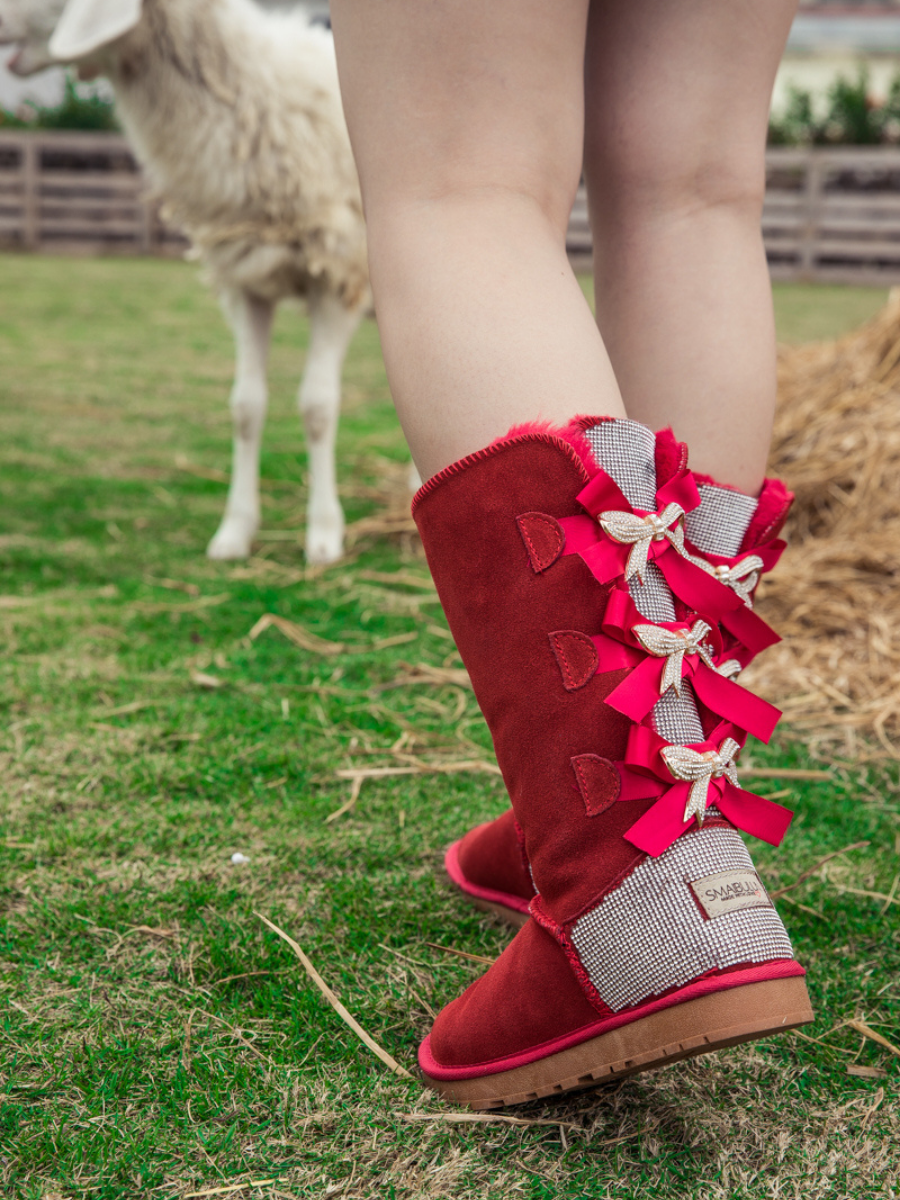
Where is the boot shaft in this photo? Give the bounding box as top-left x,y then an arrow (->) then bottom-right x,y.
414,432 -> 644,922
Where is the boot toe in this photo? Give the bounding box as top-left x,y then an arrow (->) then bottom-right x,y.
422,918 -> 602,1073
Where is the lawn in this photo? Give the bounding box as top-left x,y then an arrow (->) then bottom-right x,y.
1,255 -> 897,1200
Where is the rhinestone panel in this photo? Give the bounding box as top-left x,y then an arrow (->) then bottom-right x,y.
585,419 -> 657,511
652,681 -> 703,744
686,484 -> 758,558
570,824 -> 794,1012
586,419 -> 703,746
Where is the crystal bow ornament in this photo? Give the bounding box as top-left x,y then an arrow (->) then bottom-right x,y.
614,722 -> 794,857
556,458 -> 705,605
555,436 -> 783,655
632,618 -> 715,696
716,658 -> 743,680
598,502 -> 687,585
660,737 -> 741,827
595,588 -> 781,742
694,553 -> 764,608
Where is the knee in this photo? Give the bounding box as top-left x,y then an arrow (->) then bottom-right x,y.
366,163 -> 582,255
586,127 -> 766,231
230,389 -> 266,439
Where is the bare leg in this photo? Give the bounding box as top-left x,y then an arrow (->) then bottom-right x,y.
300,289 -> 362,565
330,0 -> 625,481
584,0 -> 798,494
207,289 -> 274,561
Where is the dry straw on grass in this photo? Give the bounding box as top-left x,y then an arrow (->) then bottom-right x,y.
249,612 -> 345,657
256,913 -> 413,1080
746,289 -> 900,758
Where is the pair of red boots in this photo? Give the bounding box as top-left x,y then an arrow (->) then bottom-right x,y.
410,416 -> 812,1109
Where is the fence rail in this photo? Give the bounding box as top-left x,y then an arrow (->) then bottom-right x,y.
3,133 -> 900,283
0,130 -> 186,256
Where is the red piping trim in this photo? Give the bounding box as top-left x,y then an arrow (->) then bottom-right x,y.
411,432 -> 591,515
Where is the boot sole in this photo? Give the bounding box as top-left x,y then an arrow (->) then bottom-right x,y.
444,840 -> 531,929
421,974 -> 813,1109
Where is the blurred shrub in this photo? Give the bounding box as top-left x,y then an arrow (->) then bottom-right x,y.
0,74 -> 118,132
769,68 -> 900,146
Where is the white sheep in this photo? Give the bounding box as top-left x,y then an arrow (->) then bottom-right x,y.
0,0 -> 383,563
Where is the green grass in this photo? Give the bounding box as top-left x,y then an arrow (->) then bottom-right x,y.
1,256 -> 897,1199
771,283 -> 890,344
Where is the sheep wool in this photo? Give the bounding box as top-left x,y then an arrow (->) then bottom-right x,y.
104,0 -> 370,310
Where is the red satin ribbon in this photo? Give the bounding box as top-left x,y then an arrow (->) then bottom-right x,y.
589,585 -> 781,742
561,468 -> 700,590
614,722 -> 793,857
558,467 -> 780,659
605,652 -> 780,744
575,462 -> 702,524
561,515 -> 782,658
684,537 -> 787,579
661,553 -> 782,657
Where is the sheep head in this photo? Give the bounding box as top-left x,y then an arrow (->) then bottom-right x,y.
0,0 -> 66,74
0,0 -> 142,75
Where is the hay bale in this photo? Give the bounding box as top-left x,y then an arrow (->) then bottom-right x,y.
745,290 -> 900,758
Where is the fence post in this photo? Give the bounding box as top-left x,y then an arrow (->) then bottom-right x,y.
21,137 -> 39,251
799,150 -> 823,282
137,194 -> 152,254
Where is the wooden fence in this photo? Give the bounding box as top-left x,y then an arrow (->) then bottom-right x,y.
763,148 -> 900,285
0,130 -> 186,256
2,132 -> 900,283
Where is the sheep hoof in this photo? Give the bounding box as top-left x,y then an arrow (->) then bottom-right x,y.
306,515 -> 345,565
207,516 -> 257,560
305,536 -> 344,566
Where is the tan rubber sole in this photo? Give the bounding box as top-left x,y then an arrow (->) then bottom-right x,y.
422,974 -> 813,1109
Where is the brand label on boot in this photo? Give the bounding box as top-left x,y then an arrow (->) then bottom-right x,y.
689,869 -> 772,920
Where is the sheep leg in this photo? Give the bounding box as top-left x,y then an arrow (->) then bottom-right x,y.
300,290 -> 361,564
208,290 -> 274,561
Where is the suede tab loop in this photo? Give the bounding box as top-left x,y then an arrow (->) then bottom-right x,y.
571,754 -> 621,817
549,631 -> 599,691
516,512 -> 566,572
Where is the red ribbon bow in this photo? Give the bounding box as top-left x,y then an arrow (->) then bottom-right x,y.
596,587 -> 781,743
677,541 -> 786,658
559,466 -> 701,592
616,721 -> 793,857
558,466 -> 782,660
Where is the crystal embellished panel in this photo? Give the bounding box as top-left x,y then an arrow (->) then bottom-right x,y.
584,420 -> 704,745
686,483 -> 757,558
570,824 -> 794,1012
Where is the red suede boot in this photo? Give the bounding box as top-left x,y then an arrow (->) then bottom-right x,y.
413,418 -> 811,1108
446,444 -> 792,928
